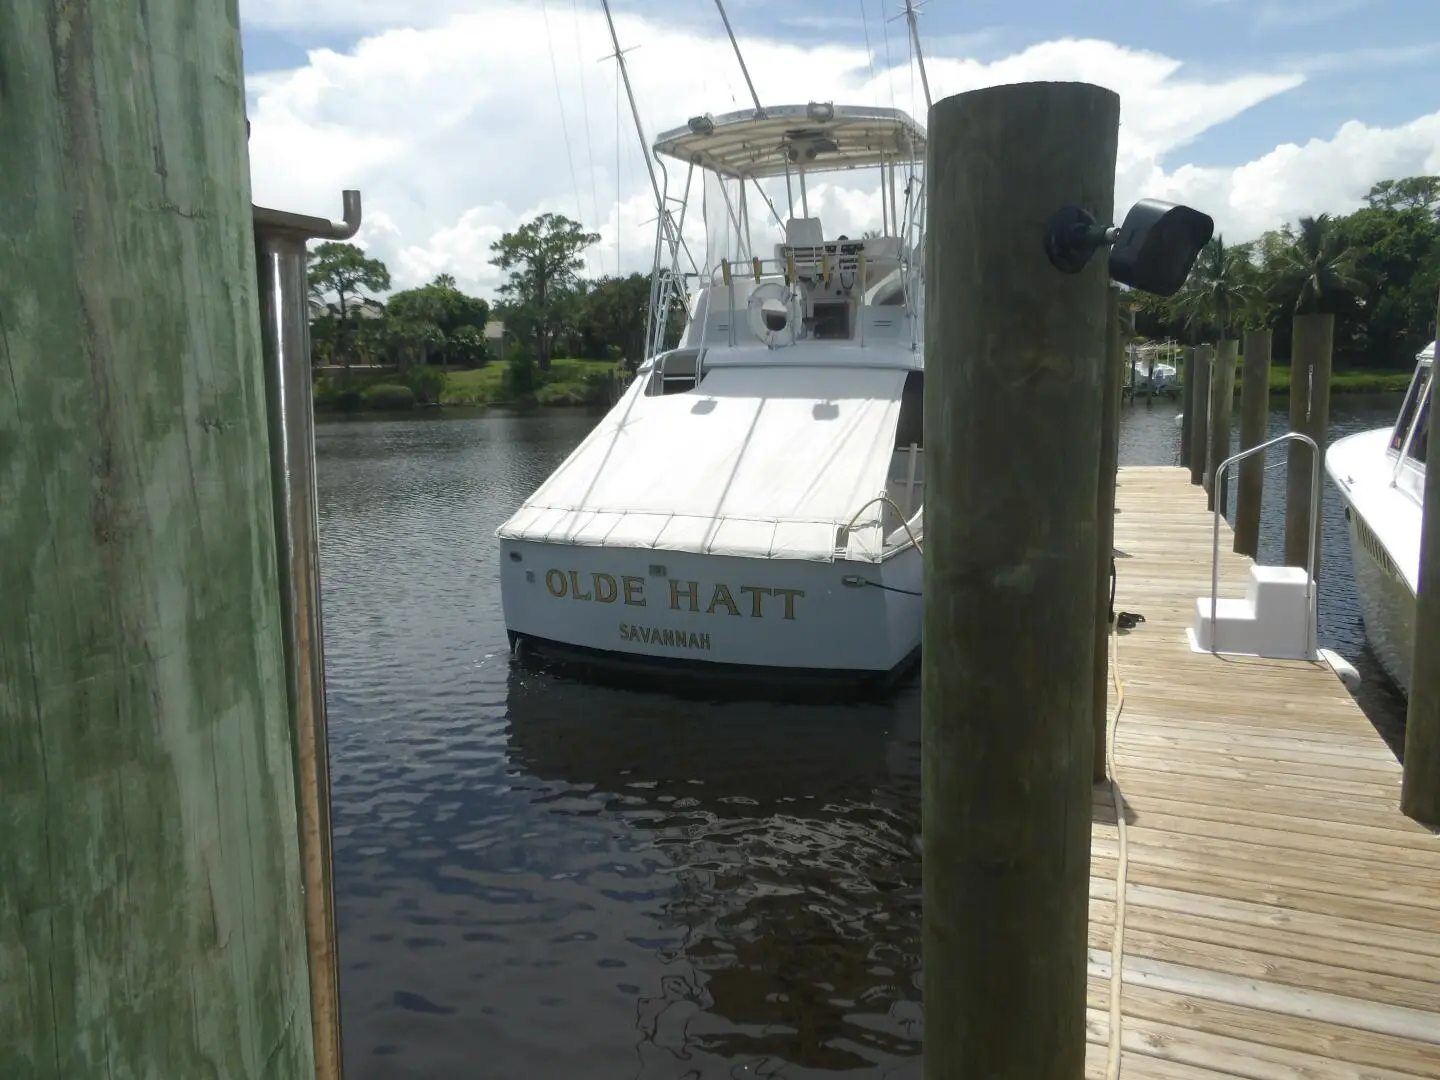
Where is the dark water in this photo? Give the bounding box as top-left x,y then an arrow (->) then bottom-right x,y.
317,395 -> 1407,1079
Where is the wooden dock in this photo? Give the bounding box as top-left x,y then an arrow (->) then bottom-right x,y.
1086,466 -> 1440,1079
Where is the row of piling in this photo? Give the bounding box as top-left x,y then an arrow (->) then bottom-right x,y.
8,14 -> 1439,1074
922,78 -> 1440,1080
1178,317 -> 1333,567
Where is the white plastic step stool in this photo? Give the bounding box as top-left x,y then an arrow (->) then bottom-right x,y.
1187,564 -> 1317,660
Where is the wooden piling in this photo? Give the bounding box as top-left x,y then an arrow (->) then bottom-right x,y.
1401,299 -> 1440,825
1284,313 -> 1334,572
1233,328 -> 1272,557
1094,287 -> 1124,782
1179,347 -> 1194,469
923,80 -> 1117,1079
1303,314 -> 1334,575
1,6 -> 316,1078
1188,345 -> 1212,486
1206,339 -> 1238,512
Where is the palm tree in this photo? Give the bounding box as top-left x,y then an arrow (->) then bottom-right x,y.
1266,213 -> 1364,314
1171,236 -> 1259,342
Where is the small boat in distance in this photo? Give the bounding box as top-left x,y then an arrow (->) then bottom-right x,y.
1326,341 -> 1433,695
495,101 -> 929,690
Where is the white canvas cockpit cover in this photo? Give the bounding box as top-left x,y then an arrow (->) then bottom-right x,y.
498,365 -> 908,562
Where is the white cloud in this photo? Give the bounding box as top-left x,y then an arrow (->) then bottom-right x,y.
1135,114 -> 1440,241
242,2 -> 1440,298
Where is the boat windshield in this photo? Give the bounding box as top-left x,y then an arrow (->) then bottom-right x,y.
1407,370 -> 1431,464
1390,358 -> 1432,453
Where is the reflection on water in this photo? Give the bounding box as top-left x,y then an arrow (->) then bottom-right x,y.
317,395 -> 1406,1078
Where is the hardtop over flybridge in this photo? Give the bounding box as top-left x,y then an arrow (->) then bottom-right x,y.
495,3 -> 934,688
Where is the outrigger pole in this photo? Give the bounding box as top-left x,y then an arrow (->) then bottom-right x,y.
597,0 -> 698,360
598,0 -> 662,210
901,0 -> 933,111
713,0 -> 765,117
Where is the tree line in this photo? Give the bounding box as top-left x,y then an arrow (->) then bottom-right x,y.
1134,176 -> 1440,367
309,175 -> 1439,378
307,211 -> 679,374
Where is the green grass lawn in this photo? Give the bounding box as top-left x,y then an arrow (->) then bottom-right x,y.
439,357 -> 625,406
314,357 -> 627,412
1275,368 -> 1413,394
1173,360 -> 1412,396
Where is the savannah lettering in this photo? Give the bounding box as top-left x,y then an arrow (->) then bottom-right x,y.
544,570 -> 803,620
619,624 -> 712,650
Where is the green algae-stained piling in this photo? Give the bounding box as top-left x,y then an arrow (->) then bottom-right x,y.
1285,313 -> 1335,572
923,80 -> 1118,1080
1094,287 -> 1124,783
0,5 -> 315,1078
1234,328 -> 1273,557
1188,345 -> 1212,487
1402,292 -> 1440,825
1207,339 -> 1238,513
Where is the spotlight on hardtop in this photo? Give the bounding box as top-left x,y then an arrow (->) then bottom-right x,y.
688,114 -> 715,135
1045,198 -> 1215,297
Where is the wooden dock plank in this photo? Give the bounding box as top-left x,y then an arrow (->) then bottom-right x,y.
1088,467 -> 1440,1080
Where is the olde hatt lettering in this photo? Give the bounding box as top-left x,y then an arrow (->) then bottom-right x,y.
544,569 -> 804,620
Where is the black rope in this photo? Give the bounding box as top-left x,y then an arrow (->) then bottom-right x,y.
857,579 -> 923,597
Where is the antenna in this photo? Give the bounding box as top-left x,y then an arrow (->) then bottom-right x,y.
598,0 -> 663,210
900,0 -> 932,111
712,0 -> 765,117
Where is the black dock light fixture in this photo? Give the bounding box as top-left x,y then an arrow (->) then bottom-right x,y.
1044,198 -> 1214,296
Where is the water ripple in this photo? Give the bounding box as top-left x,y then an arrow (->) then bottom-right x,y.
318,401 -> 1403,1079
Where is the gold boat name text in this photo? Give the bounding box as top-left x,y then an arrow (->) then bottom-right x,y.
543,570 -> 804,620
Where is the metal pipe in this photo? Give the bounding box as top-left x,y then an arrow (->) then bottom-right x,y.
880,161 -> 889,236
903,0 -> 933,111
881,162 -> 892,236
252,191 -> 361,240
750,176 -> 784,228
1210,432 -> 1320,658
738,181 -> 750,262
599,0 -> 664,212
713,0 -> 765,116
251,189 -> 360,1080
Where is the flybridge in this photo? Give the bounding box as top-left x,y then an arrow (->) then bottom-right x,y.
596,0 -> 934,361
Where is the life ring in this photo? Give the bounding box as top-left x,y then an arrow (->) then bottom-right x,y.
746,281 -> 803,348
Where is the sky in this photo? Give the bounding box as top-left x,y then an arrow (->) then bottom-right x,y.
239,0 -> 1440,299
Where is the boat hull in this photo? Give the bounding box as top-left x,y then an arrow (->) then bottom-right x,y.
1340,504 -> 1416,696
1326,424 -> 1422,698
498,537 -> 922,687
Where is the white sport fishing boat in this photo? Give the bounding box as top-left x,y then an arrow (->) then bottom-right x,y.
1326,341 -> 1433,695
496,99 -> 929,689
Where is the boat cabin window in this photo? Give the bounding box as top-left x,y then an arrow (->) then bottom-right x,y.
1406,372 -> 1431,464
895,371 -> 923,449
811,300 -> 851,340
1390,360 -> 1430,452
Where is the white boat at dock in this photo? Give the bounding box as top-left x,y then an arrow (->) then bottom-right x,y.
1325,340 -> 1432,695
496,101 -> 929,688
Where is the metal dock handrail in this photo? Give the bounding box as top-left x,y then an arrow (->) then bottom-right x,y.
1208,432 -> 1321,658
